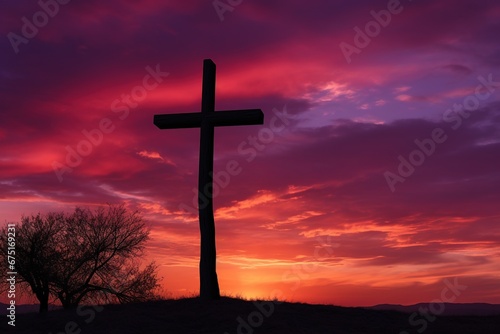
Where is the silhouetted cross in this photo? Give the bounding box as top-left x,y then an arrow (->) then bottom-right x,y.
154,59 -> 264,300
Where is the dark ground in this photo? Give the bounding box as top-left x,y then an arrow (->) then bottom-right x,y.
2,297 -> 500,333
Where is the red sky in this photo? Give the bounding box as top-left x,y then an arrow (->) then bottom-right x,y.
1,0 -> 500,306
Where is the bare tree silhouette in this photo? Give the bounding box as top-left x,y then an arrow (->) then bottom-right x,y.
0,205 -> 161,313
0,213 -> 62,313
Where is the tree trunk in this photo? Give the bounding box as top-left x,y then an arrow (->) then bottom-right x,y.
59,291 -> 78,310
61,299 -> 78,310
39,297 -> 48,314
32,282 -> 50,314
36,287 -> 50,314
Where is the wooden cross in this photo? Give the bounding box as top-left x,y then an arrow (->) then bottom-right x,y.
153,59 -> 264,300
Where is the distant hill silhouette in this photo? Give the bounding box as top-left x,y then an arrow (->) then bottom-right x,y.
2,298 -> 500,333
0,303 -> 61,314
369,302 -> 500,316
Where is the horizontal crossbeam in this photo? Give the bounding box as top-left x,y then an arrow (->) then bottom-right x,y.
153,109 -> 264,129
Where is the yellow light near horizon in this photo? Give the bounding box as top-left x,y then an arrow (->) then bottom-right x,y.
223,288 -> 266,301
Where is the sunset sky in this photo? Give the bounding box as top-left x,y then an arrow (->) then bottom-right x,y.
1,0 -> 500,307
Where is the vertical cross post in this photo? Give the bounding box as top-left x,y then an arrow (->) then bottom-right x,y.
198,59 -> 220,299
